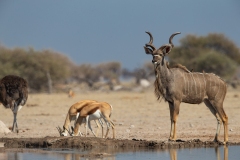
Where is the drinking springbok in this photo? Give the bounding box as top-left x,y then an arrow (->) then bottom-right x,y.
143,31 -> 228,143
57,100 -> 96,136
57,100 -> 115,138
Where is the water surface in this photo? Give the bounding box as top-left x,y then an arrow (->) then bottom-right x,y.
1,146 -> 240,160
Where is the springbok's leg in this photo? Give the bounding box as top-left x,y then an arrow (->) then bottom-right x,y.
87,118 -> 98,137
97,119 -> 104,138
94,120 -> 99,127
74,116 -> 85,136
102,115 -> 115,139
204,99 -> 222,142
94,119 -> 104,137
73,113 -> 83,136
94,120 -> 100,137
168,100 -> 180,141
85,116 -> 90,137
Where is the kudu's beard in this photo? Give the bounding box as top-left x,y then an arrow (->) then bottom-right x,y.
153,58 -> 168,102
153,62 -> 159,69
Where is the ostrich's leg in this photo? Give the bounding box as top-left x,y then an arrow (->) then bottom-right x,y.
12,112 -> 18,133
12,104 -> 22,133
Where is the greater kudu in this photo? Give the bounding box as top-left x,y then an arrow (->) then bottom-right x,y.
144,32 -> 228,144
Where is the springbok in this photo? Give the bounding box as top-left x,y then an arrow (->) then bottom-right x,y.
144,31 -> 228,144
73,101 -> 115,138
57,100 -> 98,136
57,100 -> 115,138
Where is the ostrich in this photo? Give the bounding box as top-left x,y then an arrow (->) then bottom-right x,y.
0,75 -> 28,133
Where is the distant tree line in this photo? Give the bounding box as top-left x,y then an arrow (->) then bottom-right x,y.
0,46 -> 122,92
0,33 -> 239,92
168,33 -> 240,79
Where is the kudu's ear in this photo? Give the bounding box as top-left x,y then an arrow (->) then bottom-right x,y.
159,45 -> 172,55
144,46 -> 153,54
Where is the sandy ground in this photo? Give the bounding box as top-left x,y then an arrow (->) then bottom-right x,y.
0,87 -> 240,143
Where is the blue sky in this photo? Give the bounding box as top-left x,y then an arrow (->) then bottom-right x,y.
0,1 -> 239,70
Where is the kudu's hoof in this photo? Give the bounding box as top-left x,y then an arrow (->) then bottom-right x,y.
168,139 -> 176,142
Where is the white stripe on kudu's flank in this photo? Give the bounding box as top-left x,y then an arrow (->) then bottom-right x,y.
186,73 -> 190,96
190,73 -> 197,95
215,77 -> 220,99
209,74 -> 211,91
202,73 -> 206,92
196,73 -> 201,99
182,72 -> 187,95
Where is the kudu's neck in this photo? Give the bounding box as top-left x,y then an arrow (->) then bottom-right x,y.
155,59 -> 171,80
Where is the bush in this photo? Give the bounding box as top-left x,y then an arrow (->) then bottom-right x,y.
194,51 -> 237,79
168,33 -> 240,79
0,46 -> 73,92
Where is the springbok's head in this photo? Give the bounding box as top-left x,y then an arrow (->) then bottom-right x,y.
56,126 -> 73,136
144,31 -> 180,66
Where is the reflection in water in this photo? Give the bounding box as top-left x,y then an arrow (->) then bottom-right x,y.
215,146 -> 228,160
169,146 -> 228,160
1,145 -> 240,160
169,148 -> 177,160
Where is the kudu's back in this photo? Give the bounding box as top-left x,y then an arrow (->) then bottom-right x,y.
177,70 -> 227,104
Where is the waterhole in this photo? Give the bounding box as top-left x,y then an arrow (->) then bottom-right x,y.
0,145 -> 240,160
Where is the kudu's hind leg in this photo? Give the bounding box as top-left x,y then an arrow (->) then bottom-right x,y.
212,101 -> 228,144
204,98 -> 228,143
204,99 -> 222,142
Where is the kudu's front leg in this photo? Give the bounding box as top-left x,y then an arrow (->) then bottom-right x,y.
168,101 -> 180,141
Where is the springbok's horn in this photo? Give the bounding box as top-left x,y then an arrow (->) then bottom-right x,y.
145,31 -> 156,50
56,126 -> 62,134
63,126 -> 72,135
169,32 -> 181,48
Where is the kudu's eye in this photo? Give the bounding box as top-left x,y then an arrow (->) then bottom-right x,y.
156,53 -> 163,57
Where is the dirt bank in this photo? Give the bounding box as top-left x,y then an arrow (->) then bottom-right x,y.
1,137 -> 240,150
